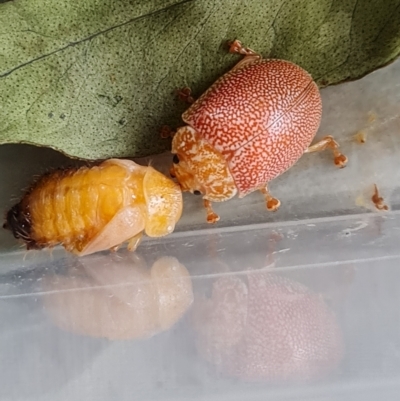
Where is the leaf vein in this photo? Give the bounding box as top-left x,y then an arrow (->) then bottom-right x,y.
0,0 -> 195,79
146,2 -> 217,108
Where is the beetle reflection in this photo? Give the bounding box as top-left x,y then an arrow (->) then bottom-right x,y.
191,270 -> 344,382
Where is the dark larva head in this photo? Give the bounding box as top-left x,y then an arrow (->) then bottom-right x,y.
3,203 -> 38,250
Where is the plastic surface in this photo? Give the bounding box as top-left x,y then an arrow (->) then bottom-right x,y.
1,58 -> 400,400
2,213 -> 400,400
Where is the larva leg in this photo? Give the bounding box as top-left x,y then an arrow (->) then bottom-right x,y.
204,199 -> 220,224
305,135 -> 348,168
176,87 -> 195,104
78,207 -> 145,257
260,185 -> 281,212
127,232 -> 143,252
109,244 -> 121,253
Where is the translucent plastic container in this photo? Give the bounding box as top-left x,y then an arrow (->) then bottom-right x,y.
0,58 -> 399,400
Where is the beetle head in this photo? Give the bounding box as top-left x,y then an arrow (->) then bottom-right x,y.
171,126 -> 237,202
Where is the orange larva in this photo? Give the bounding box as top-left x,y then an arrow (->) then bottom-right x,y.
170,40 -> 348,223
3,159 -> 182,256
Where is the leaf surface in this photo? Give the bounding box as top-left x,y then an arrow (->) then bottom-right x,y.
1,0 -> 399,159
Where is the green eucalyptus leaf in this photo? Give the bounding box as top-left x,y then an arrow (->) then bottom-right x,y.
0,0 -> 399,159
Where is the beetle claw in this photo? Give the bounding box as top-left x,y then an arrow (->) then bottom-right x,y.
260,186 -> 281,212
371,184 -> 389,211
207,213 -> 220,224
266,198 -> 281,212
306,135 -> 348,169
333,152 -> 348,168
204,199 -> 220,224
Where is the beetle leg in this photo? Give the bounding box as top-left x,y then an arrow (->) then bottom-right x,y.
227,40 -> 262,71
176,87 -> 195,104
371,184 -> 388,211
204,199 -> 220,223
127,232 -> 143,252
160,125 -> 175,139
260,185 -> 281,212
228,39 -> 259,57
305,135 -> 348,168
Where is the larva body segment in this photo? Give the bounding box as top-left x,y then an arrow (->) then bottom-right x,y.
4,159 -> 182,256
